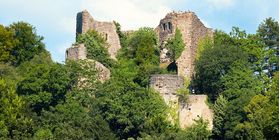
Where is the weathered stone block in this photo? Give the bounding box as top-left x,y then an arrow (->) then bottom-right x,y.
156,11 -> 213,79
76,10 -> 121,60
150,74 -> 213,129
66,43 -> 87,60
179,95 -> 213,130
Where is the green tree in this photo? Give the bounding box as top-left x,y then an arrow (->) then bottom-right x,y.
122,27 -> 162,87
96,77 -> 170,139
257,18 -> 279,76
76,30 -> 115,68
9,22 -> 46,66
230,27 -> 265,72
220,60 -> 262,139
37,95 -> 115,140
126,27 -> 159,65
196,35 -> 213,61
114,21 -> 127,48
0,79 -> 33,139
175,118 -> 211,140
239,72 -> 279,139
0,25 -> 17,63
17,63 -> 72,114
212,95 -> 228,139
165,28 -> 185,62
194,44 -> 248,100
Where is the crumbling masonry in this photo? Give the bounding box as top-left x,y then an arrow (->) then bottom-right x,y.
155,11 -> 213,78
76,10 -> 121,60
65,10 -> 213,129
150,75 -> 213,129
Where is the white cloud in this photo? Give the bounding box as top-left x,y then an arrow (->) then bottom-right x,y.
81,0 -> 174,30
205,0 -> 235,9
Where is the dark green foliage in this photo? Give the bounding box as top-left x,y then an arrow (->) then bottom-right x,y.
125,27 -> 159,65
117,27 -> 164,87
177,118 -> 211,140
0,79 -> 34,139
212,95 -> 228,139
17,63 -> 72,114
257,17 -> 279,76
143,118 -> 211,140
114,21 -> 127,48
237,72 -> 279,139
76,30 -> 115,68
1,17 -> 279,139
230,27 -> 265,71
96,73 -> 170,139
194,44 -> 248,100
219,61 -> 262,139
165,28 -> 185,62
36,94 -> 115,140
0,25 -> 17,63
9,22 -> 46,66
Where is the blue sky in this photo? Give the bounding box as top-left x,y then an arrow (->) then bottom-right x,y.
0,0 -> 278,63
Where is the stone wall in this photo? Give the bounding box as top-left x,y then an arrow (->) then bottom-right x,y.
179,95 -> 213,129
76,10 -> 121,60
150,74 -> 213,129
66,43 -> 87,60
150,74 -> 184,105
65,43 -> 110,82
156,11 -> 213,79
83,59 -> 111,83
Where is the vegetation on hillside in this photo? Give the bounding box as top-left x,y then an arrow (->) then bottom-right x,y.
0,17 -> 278,139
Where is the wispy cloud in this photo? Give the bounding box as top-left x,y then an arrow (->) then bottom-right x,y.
81,0 -> 174,30
205,0 -> 235,9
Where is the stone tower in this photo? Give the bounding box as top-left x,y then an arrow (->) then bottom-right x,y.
156,11 -> 213,79
76,10 -> 121,60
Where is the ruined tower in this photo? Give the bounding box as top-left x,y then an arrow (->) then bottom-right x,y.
76,10 -> 121,60
156,11 -> 213,79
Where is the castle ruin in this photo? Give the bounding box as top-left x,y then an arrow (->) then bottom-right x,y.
156,11 -> 213,79
65,10 -> 213,129
76,10 -> 121,60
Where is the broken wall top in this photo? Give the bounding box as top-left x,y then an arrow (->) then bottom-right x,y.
76,10 -> 121,60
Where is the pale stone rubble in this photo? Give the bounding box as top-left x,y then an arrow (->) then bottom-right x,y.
150,75 -> 213,129
65,10 -> 213,129
66,44 -> 111,83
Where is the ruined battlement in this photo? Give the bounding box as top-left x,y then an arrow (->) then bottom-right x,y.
156,11 -> 213,79
76,10 -> 121,60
